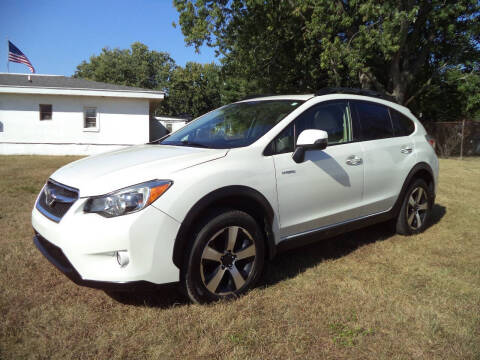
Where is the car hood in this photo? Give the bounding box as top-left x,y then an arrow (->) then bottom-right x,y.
50,145 -> 228,196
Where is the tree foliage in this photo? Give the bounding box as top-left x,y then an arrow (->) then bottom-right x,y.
160,62 -> 223,118
174,0 -> 480,120
75,43 -> 224,118
75,42 -> 175,91
415,65 -> 480,122
74,2 -> 480,122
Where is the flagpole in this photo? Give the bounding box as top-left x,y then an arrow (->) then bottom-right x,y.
6,37 -> 9,73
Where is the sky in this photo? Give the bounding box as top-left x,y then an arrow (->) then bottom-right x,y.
0,0 -> 218,76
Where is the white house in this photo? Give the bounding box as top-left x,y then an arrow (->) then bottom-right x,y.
0,73 -> 165,155
150,115 -> 188,140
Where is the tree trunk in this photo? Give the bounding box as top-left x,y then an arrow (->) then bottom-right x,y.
359,73 -> 371,89
392,81 -> 407,104
390,52 -> 408,104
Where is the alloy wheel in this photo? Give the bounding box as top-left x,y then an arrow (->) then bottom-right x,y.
406,186 -> 429,230
200,226 -> 257,295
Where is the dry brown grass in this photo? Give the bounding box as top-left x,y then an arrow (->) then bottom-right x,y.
1,155 -> 479,359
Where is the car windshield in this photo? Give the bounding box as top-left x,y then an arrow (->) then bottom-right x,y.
160,100 -> 304,149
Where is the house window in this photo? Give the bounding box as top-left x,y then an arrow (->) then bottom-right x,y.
39,104 -> 52,120
84,107 -> 98,131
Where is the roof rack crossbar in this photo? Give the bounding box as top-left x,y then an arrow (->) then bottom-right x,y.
314,87 -> 396,103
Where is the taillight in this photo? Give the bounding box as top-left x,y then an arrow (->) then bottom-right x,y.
425,135 -> 435,149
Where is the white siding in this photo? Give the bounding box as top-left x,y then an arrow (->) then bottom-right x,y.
0,93 -> 150,155
170,121 -> 187,132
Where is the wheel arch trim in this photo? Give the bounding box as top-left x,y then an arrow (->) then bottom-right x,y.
172,185 -> 276,269
392,161 -> 435,217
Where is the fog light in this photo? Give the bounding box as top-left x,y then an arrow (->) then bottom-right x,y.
116,251 -> 129,267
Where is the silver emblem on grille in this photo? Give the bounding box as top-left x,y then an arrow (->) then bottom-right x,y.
44,186 -> 56,207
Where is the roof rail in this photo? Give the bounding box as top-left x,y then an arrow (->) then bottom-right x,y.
315,87 -> 396,103
240,94 -> 276,101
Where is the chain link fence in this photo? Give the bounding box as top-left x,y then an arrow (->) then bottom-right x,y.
423,120 -> 480,158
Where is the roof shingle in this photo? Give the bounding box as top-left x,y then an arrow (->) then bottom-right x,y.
0,73 -> 163,94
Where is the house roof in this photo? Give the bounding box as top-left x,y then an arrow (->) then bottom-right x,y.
154,115 -> 190,122
0,73 -> 164,100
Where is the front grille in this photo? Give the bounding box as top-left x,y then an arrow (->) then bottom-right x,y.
36,179 -> 79,222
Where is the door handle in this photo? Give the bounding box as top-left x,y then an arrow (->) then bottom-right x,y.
400,146 -> 413,154
346,155 -> 363,166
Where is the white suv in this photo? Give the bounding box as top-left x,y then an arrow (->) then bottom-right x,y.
32,89 -> 439,303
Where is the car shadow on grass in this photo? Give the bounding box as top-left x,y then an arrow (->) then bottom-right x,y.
106,204 -> 446,307
262,203 -> 446,286
104,283 -> 188,308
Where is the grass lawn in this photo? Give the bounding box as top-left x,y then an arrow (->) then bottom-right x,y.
0,155 -> 479,359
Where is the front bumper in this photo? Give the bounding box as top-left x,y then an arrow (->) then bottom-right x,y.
32,198 -> 181,286
33,232 -> 166,291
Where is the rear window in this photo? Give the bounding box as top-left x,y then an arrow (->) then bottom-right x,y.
354,101 -> 393,141
390,108 -> 415,136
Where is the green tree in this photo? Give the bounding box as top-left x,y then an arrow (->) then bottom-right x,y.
219,76 -> 262,104
174,0 -> 480,114
415,64 -> 480,122
75,43 -> 225,118
74,42 -> 176,91
159,62 -> 223,118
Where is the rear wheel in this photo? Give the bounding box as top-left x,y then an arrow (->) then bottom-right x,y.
183,210 -> 265,303
396,178 -> 432,235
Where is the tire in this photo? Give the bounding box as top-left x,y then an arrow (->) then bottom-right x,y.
182,209 -> 265,303
396,178 -> 433,235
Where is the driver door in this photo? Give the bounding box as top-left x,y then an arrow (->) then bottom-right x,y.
271,100 -> 365,239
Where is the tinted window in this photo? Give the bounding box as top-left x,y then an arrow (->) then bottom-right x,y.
390,108 -> 415,136
295,101 -> 352,145
267,122 -> 295,154
354,101 -> 393,140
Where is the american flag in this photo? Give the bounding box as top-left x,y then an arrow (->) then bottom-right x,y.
8,41 -> 35,73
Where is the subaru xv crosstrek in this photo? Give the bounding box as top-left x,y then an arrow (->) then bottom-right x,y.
32,88 -> 439,303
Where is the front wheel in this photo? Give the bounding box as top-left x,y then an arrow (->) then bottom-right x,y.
396,178 -> 433,235
183,210 -> 265,303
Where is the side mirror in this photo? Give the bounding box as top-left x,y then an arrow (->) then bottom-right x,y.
292,129 -> 328,163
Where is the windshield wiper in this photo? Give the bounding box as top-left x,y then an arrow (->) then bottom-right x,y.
180,140 -> 210,148
147,133 -> 170,144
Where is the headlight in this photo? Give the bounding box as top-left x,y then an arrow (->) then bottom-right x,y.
84,180 -> 172,217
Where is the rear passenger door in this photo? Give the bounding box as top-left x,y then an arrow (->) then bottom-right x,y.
351,100 -> 417,214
